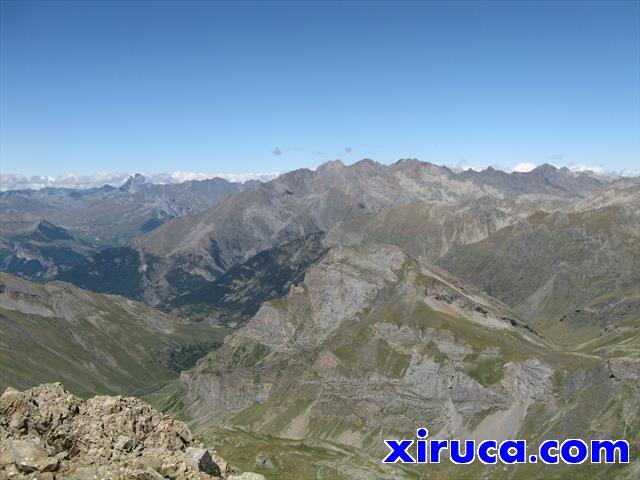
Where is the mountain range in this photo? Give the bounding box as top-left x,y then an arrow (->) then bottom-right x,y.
0,174 -> 253,248
0,159 -> 638,479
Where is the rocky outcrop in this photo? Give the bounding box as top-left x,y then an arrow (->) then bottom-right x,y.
0,383 -> 265,480
177,244 -> 550,449
172,242 -> 639,479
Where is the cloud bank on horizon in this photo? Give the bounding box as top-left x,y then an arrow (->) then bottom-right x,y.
0,171 -> 282,192
3,159 -> 636,192
2,160 -> 636,192
457,161 -> 635,177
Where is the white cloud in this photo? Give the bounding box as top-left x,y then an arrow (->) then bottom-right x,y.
567,164 -> 604,174
206,172 -> 282,183
0,171 -> 282,191
512,162 -> 538,173
451,158 -> 489,172
462,165 -> 487,172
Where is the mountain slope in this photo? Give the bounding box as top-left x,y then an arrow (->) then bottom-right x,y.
569,177 -> 640,212
0,220 -> 91,281
177,244 -> 547,434
138,160 -> 604,263
168,232 -> 328,327
53,246 -> 170,302
440,201 -> 640,346
325,197 -> 517,260
0,273 -> 229,397
169,244 -> 638,479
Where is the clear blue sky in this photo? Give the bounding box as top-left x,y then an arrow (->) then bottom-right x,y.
1,0 -> 639,176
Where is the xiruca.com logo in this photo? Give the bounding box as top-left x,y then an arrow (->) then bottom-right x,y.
383,429 -> 630,465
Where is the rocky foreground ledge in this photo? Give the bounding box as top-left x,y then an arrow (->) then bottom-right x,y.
0,383 -> 265,480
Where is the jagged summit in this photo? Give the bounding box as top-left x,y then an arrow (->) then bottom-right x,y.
119,173 -> 148,192
529,163 -> 558,174
350,157 -> 380,168
315,159 -> 345,173
0,383 -> 264,479
33,219 -> 74,241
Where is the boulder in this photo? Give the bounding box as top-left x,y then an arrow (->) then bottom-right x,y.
0,439 -> 59,473
187,447 -> 222,476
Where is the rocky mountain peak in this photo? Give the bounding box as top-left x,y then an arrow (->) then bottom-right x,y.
120,173 -> 148,193
315,159 -> 345,174
350,158 -> 381,169
529,163 -> 558,175
0,383 -> 265,480
33,220 -> 74,241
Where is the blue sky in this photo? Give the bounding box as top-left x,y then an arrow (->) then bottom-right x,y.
1,0 -> 638,178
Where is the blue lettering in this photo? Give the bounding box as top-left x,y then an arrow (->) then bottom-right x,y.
560,439 -> 588,464
382,440 -> 415,463
539,440 -> 559,464
478,440 -> 498,464
450,439 -> 475,464
429,440 -> 448,463
591,440 -> 629,464
499,440 -> 526,464
416,428 -> 428,463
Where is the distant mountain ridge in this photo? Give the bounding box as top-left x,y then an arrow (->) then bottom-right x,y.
0,220 -> 90,281
0,174 -> 257,247
138,159 -> 606,258
440,186 -> 640,346
0,158 -> 624,312
116,159 -> 607,302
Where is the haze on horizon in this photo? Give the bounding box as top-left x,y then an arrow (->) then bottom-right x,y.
0,158 -> 628,192
1,0 -> 638,178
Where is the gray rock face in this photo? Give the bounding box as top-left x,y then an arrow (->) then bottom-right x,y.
325,197 -> 517,261
0,383 -> 262,480
229,472 -> 265,480
175,242 -> 638,480
177,245 -> 553,447
130,159 -> 605,303
188,448 -> 222,477
228,474 -> 266,480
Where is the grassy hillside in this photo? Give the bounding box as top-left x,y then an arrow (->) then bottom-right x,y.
0,272 -> 230,397
440,205 -> 640,346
